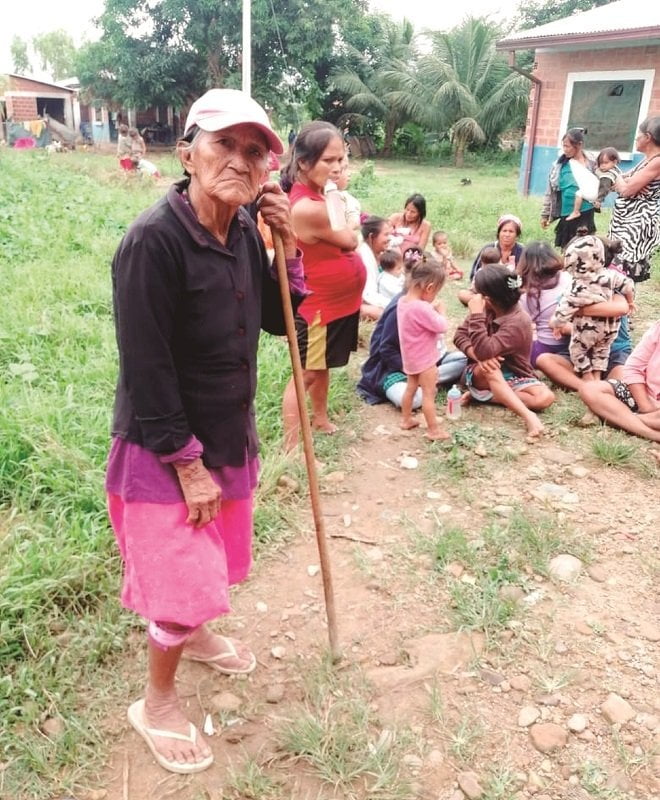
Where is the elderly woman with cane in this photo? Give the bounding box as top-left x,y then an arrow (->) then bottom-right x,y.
106,89 -> 305,774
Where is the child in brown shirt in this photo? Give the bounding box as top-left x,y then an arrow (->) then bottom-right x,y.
454,265 -> 555,437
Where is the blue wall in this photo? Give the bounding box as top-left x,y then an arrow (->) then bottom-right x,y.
520,145 -> 644,207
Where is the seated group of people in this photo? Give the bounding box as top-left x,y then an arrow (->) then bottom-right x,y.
360,194 -> 463,321
356,199 -> 660,449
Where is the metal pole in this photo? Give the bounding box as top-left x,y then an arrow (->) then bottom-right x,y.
242,0 -> 251,96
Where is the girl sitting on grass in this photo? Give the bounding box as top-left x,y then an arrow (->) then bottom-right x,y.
453,265 -> 555,437
397,254 -> 451,440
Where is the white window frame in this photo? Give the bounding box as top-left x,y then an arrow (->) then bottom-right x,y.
559,69 -> 655,160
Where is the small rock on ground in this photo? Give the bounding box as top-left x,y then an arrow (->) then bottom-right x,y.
457,771 -> 484,800
529,723 -> 568,753
586,564 -> 607,583
601,693 -> 635,725
265,684 -> 285,704
40,716 -> 64,738
567,713 -> 588,733
211,691 -> 242,713
548,553 -> 582,582
518,706 -> 541,727
510,675 -> 532,692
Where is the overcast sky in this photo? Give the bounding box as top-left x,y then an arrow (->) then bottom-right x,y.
1,0 -> 521,77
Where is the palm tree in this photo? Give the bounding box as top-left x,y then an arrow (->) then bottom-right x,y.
331,17 -> 418,156
383,17 -> 530,166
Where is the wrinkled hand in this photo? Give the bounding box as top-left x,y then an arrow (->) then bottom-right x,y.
478,356 -> 503,374
174,457 -> 221,528
258,182 -> 297,256
467,293 -> 486,314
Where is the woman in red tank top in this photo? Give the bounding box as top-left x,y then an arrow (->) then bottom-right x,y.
281,122 -> 366,449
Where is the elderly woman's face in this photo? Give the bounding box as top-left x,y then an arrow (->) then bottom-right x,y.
498,222 -> 518,249
182,124 -> 269,208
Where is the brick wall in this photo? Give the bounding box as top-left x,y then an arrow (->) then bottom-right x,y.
528,44 -> 660,147
6,95 -> 38,121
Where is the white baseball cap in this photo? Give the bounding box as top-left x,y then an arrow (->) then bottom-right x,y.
183,89 -> 283,155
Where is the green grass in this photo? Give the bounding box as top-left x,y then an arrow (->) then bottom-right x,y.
591,431 -> 638,466
420,508 -> 589,639
277,657 -> 413,799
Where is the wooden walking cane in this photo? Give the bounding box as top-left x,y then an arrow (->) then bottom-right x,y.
272,231 -> 342,663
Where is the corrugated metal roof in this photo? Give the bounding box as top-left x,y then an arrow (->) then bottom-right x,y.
498,0 -> 660,47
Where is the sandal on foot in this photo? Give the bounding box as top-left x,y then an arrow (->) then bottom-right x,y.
182,636 -> 257,675
127,699 -> 213,774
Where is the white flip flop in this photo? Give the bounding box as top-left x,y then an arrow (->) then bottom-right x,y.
127,699 -> 213,774
182,636 -> 257,675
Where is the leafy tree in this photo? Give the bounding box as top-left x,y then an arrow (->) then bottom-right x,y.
10,37 -> 31,75
77,0 -> 370,119
32,30 -> 77,81
331,17 -> 418,155
382,17 -> 530,166
515,0 -> 617,30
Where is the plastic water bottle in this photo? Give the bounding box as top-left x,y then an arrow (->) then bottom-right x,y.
446,384 -> 462,420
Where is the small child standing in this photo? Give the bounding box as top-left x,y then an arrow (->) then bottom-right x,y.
454,265 -> 555,437
567,147 -> 621,220
377,249 -> 404,301
397,256 -> 451,440
432,230 -> 463,280
549,234 -> 634,380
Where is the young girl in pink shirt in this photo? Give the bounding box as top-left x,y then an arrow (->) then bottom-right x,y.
397,255 -> 451,440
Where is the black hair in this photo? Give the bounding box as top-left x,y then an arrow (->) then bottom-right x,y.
403,193 -> 426,222
361,215 -> 388,244
279,121 -> 342,192
597,146 -> 620,167
405,254 -> 446,290
473,264 -> 521,311
379,249 -> 402,273
639,116 -> 660,146
597,235 -> 623,269
564,127 -> 586,146
517,241 -> 564,314
479,246 -> 501,266
558,127 -> 587,165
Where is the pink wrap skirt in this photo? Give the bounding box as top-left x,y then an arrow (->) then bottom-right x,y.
108,493 -> 253,627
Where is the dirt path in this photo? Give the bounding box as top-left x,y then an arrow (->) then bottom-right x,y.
91,393 -> 660,800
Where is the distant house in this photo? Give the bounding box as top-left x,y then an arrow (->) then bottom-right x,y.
497,0 -> 660,195
1,73 -> 183,147
1,74 -> 77,145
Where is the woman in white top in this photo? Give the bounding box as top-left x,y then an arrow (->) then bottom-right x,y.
358,216 -> 393,320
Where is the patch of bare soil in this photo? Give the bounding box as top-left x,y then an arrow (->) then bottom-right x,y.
89,392 -> 659,800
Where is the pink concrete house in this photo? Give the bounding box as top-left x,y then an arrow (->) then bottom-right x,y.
497,0 -> 660,195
